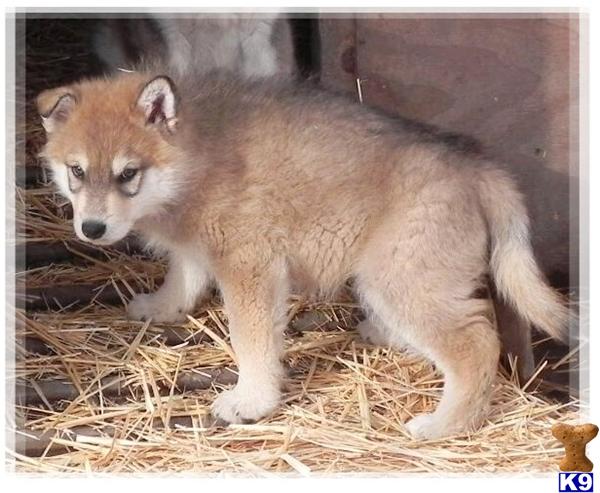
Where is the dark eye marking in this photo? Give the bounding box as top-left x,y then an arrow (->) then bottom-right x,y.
69,164 -> 85,179
117,167 -> 139,183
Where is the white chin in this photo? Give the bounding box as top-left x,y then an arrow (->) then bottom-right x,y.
74,229 -> 128,246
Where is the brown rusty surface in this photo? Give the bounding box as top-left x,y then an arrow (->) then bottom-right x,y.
359,16 -> 577,176
319,17 -> 358,95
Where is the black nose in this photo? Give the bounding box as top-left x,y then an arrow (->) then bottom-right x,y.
81,220 -> 106,240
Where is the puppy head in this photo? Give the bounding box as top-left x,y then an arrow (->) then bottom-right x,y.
37,74 -> 185,245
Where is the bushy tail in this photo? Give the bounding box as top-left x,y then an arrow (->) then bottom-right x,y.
477,166 -> 570,342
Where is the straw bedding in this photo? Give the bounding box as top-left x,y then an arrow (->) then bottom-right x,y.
11,17 -> 579,474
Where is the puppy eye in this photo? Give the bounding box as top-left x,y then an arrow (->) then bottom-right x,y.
70,165 -> 84,179
118,168 -> 138,183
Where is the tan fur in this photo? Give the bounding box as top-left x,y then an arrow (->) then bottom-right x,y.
37,71 -> 570,439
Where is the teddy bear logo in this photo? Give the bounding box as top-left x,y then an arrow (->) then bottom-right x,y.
552,423 -> 599,472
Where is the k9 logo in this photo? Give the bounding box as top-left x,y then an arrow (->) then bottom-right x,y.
559,473 -> 594,492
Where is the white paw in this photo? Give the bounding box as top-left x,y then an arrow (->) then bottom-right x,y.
405,412 -> 473,440
127,292 -> 188,323
212,384 -> 281,424
405,413 -> 455,440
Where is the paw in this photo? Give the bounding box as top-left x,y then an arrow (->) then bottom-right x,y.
127,292 -> 187,323
406,413 -> 472,440
212,384 -> 281,424
405,413 -> 443,440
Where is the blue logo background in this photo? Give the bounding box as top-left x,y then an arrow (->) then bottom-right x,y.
559,472 -> 594,492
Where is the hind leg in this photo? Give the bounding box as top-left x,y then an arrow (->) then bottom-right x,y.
402,312 -> 499,440
493,293 -> 535,381
359,279 -> 499,439
356,187 -> 499,439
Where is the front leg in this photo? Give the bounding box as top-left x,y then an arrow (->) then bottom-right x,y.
128,250 -> 211,323
212,258 -> 288,423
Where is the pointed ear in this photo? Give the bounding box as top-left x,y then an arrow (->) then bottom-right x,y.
36,87 -> 77,133
136,76 -> 178,133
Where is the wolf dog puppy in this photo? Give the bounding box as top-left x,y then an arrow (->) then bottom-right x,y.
37,71 -> 569,439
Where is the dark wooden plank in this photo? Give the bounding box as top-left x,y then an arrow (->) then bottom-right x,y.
18,238 -> 146,269
319,17 -> 358,96
23,283 -> 125,311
